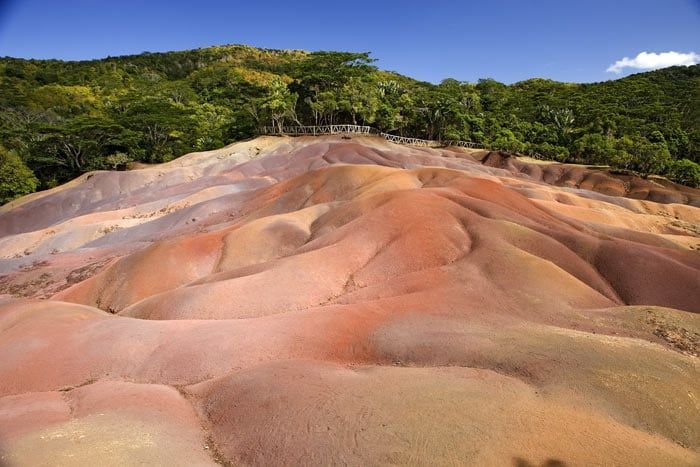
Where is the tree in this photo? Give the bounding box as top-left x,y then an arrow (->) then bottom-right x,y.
491,129 -> 525,153
292,52 -> 375,91
616,135 -> 672,174
0,47 -> 698,191
29,116 -> 140,183
303,90 -> 338,126
27,84 -> 100,117
190,103 -> 234,150
665,159 -> 700,187
258,78 -> 299,132
539,104 -> 576,146
291,52 -> 376,125
526,142 -> 570,162
573,134 -> 620,165
0,146 -> 38,204
339,77 -> 380,125
104,152 -> 133,170
189,63 -> 250,102
116,96 -> 193,162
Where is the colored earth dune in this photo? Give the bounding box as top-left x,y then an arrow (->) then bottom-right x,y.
0,136 -> 699,466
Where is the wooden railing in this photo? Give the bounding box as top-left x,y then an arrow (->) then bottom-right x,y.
261,125 -> 372,136
442,140 -> 479,148
378,133 -> 440,148
260,125 -> 479,149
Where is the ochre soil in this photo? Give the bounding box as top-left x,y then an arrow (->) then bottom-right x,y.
1,136 -> 699,466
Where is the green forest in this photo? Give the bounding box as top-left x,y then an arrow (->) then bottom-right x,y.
1,44 -> 699,203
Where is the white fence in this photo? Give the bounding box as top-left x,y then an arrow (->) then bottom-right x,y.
260,125 -> 478,149
378,133 -> 440,148
261,125 -> 372,136
442,140 -> 479,148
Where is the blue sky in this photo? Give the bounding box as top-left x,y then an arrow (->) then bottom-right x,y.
0,0 -> 698,84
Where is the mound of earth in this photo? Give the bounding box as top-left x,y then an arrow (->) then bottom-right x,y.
1,135 -> 698,466
479,150 -> 700,206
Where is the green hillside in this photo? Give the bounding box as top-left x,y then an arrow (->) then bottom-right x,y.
1,44 -> 699,202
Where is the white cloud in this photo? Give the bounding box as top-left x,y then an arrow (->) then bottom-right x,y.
606,51 -> 700,74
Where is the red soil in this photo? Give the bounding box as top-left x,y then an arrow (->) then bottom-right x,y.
0,136 -> 698,465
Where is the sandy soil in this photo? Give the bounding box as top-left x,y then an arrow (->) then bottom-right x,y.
0,135 -> 698,466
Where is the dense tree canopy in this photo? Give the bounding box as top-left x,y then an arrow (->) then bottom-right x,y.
1,44 -> 698,202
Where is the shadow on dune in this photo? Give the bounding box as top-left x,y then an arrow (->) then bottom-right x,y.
513,457 -> 567,467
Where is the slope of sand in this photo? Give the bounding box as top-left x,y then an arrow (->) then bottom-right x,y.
0,135 -> 699,466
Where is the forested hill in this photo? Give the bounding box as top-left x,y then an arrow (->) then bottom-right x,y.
1,44 -> 699,203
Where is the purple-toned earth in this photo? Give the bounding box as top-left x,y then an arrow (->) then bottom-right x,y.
1,135 -> 699,465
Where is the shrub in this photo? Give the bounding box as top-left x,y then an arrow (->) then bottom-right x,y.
490,129 -> 525,153
0,146 -> 38,204
526,142 -> 570,162
665,159 -> 700,187
616,135 -> 672,175
572,134 -> 618,165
